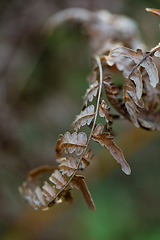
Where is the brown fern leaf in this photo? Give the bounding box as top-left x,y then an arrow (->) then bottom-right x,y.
19,166 -> 61,210
59,156 -> 77,177
92,123 -> 131,175
19,165 -> 61,210
106,47 -> 160,127
19,168 -> 74,210
124,80 -> 144,127
26,165 -> 57,180
138,107 -> 160,131
146,8 -> 160,17
19,182 -> 49,210
142,76 -> 159,105
70,175 -> 95,211
42,181 -> 57,201
102,75 -> 129,118
129,68 -> 143,99
58,149 -> 94,172
49,170 -> 67,189
99,100 -> 113,129
99,100 -> 110,120
109,47 -> 159,88
71,105 -> 95,132
55,137 -> 63,159
80,149 -> 94,170
103,54 -> 143,100
104,53 -> 133,78
125,96 -> 140,128
102,70 -> 160,130
83,81 -> 99,106
60,131 -> 87,155
105,53 -> 142,100
34,187 -> 48,206
19,183 -> 40,209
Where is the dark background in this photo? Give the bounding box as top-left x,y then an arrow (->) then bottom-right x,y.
1,0 -> 160,239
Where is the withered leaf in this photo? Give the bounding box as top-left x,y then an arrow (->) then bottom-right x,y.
27,165 -> 57,181
109,47 -> 159,88
138,108 -> 160,131
124,80 -> 143,127
42,181 -> 56,201
130,68 -> 143,100
19,166 -> 58,210
83,81 -> 99,106
60,131 -> 87,155
124,75 -> 150,128
92,124 -> 131,175
125,80 -> 144,108
104,54 -> 133,80
70,175 -> 95,211
55,137 -> 63,158
35,187 -> 47,206
99,100 -> 112,129
26,188 -> 41,209
146,8 -> 160,17
106,54 -> 131,72
49,170 -> 67,189
81,149 -> 94,169
59,156 -> 77,177
103,76 -> 128,118
125,98 -> 140,128
72,105 -> 95,132
19,183 -> 46,210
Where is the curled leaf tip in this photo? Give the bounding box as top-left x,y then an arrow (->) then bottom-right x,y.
146,8 -> 160,17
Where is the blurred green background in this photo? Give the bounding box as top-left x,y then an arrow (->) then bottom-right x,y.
1,0 -> 160,239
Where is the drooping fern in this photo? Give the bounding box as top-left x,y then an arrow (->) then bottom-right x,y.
19,8 -> 160,211
19,55 -> 104,211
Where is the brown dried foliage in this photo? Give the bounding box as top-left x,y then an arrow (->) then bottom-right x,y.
20,8 -> 160,211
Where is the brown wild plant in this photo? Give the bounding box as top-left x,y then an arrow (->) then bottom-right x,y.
19,8 -> 160,211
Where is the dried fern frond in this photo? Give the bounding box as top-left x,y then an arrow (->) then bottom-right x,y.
92,123 -> 131,175
103,44 -> 160,129
59,131 -> 88,155
102,75 -> 128,118
19,8 -> 160,214
108,47 -> 159,87
146,8 -> 160,17
49,170 -> 67,189
71,105 -> 95,132
19,55 -> 103,211
70,175 -> 95,211
99,100 -> 113,130
55,138 -> 63,159
20,167 -> 74,210
26,165 -> 57,180
59,156 -> 77,177
83,81 -> 99,106
80,149 -> 94,170
42,181 -> 57,201
19,166 -> 66,210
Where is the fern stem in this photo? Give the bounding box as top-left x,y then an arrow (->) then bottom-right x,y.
86,55 -> 103,144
